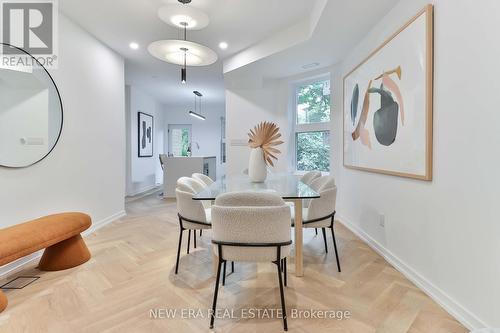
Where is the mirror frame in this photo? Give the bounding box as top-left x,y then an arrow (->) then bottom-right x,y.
0,42 -> 64,168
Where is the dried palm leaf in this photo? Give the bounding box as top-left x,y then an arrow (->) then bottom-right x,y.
248,121 -> 283,166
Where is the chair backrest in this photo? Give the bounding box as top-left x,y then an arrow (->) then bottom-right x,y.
176,188 -> 208,224
310,175 -> 335,192
211,192 -> 291,262
192,173 -> 214,187
177,177 -> 211,209
159,154 -> 168,170
177,177 -> 205,193
300,171 -> 322,185
307,185 -> 337,222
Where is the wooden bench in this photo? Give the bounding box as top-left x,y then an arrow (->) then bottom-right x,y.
0,212 -> 92,312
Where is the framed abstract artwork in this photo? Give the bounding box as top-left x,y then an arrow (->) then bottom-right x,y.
343,4 -> 433,180
138,112 -> 154,157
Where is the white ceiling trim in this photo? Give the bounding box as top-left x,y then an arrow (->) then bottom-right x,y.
223,0 -> 327,74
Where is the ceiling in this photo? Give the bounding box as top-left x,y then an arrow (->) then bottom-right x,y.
59,0 -> 321,107
60,0 -> 400,108
225,0 -> 400,82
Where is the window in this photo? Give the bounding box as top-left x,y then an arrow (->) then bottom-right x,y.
294,78 -> 331,172
168,124 -> 191,156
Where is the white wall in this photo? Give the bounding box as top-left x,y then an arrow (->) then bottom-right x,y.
333,0 -> 500,329
162,104 -> 225,178
0,15 -> 125,230
125,85 -> 164,196
225,76 -> 290,176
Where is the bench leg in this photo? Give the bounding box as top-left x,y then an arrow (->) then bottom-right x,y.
39,234 -> 91,271
0,290 -> 7,313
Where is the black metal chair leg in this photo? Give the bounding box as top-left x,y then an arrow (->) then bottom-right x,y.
276,260 -> 288,331
222,261 -> 227,286
175,229 -> 184,274
200,229 -> 203,237
209,260 -> 223,329
283,257 -> 287,287
315,228 -> 318,235
331,226 -> 341,272
321,228 -> 328,253
231,261 -> 234,273
187,230 -> 191,254
194,229 -> 197,249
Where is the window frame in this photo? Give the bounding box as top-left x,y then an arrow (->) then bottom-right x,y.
292,75 -> 331,174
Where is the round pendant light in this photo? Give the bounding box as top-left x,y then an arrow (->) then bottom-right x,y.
150,0 -> 215,83
158,4 -> 209,30
148,40 -> 218,66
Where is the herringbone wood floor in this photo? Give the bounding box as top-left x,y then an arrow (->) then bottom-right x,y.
0,193 -> 467,333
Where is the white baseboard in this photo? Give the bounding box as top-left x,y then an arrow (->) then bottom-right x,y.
337,214 -> 486,331
0,252 -> 43,280
84,210 -> 126,235
126,184 -> 160,197
0,210 -> 126,279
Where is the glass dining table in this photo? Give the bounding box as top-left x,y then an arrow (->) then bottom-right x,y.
193,173 -> 320,277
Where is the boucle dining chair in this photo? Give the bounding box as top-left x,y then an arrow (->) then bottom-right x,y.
174,187 -> 212,274
210,192 -> 292,331
292,176 -> 341,272
192,173 -> 214,187
177,176 -> 210,238
299,172 -> 328,234
177,177 -> 210,210
309,174 -> 335,192
300,170 -> 322,185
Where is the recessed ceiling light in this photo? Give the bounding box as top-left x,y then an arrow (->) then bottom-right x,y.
219,42 -> 228,50
129,42 -> 139,50
302,62 -> 320,69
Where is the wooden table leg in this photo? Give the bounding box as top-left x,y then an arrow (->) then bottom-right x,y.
212,252 -> 219,276
294,199 -> 303,277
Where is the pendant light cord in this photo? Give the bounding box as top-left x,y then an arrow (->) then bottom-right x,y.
183,23 -> 187,76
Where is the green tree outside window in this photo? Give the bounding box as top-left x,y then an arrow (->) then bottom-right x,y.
295,80 -> 331,172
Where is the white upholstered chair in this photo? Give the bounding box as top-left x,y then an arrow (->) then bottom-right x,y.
299,170 -> 323,233
292,176 -> 341,272
192,173 -> 214,187
210,192 -> 292,331
174,184 -> 212,274
300,171 -> 322,185
177,176 -> 212,240
309,175 -> 335,192
177,177 -> 210,209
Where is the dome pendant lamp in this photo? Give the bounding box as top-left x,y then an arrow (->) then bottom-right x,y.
148,0 -> 217,84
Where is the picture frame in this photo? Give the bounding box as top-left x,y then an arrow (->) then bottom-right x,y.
138,111 -> 154,158
343,4 -> 433,180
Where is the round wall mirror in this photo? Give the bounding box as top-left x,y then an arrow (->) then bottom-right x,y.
0,43 -> 63,168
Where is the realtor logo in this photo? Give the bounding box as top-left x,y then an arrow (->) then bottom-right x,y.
0,0 -> 58,67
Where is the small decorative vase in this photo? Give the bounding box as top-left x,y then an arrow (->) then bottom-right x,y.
248,147 -> 267,182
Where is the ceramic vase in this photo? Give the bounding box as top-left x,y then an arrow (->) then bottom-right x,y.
248,147 -> 267,182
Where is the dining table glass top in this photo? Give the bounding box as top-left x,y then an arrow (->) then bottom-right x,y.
192,173 -> 320,200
